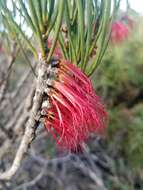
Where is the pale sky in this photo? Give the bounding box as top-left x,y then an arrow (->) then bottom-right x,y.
121,0 -> 143,14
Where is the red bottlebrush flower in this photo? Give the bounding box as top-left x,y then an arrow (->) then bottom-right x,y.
43,59 -> 108,152
111,21 -> 129,44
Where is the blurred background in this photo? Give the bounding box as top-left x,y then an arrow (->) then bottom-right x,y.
0,1 -> 143,190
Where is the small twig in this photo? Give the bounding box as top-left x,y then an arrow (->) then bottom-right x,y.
0,42 -> 18,89
5,102 -> 24,130
18,39 -> 37,77
11,69 -> 32,99
14,87 -> 35,134
0,46 -> 19,107
14,166 -> 46,190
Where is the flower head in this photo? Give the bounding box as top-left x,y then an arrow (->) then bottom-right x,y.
43,58 -> 108,151
111,21 -> 129,44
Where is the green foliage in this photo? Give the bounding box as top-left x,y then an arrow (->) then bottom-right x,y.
94,21 -> 143,102
0,0 -> 65,59
94,19 -> 143,174
108,104 -> 143,168
0,0 -> 120,75
126,104 -> 143,168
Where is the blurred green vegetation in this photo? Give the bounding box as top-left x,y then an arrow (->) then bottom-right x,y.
94,16 -> 143,189
94,19 -> 143,104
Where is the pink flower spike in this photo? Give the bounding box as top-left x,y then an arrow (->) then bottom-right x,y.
111,21 -> 129,44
